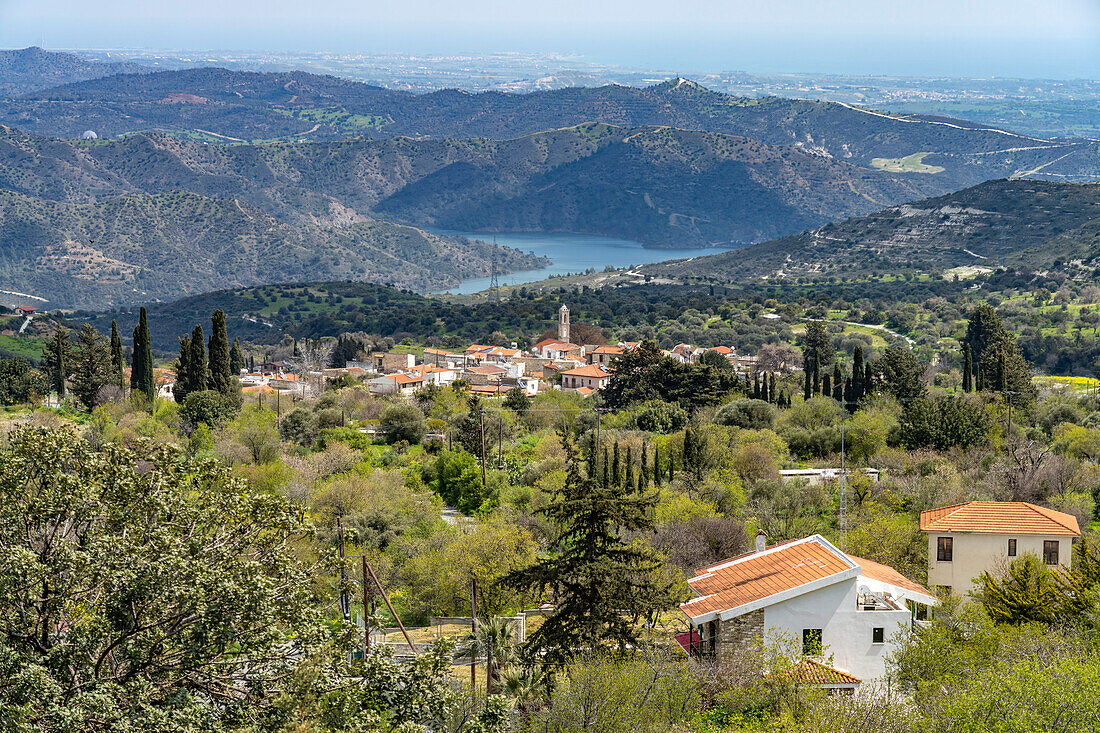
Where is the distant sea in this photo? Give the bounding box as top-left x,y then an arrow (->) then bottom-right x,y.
429,230 -> 733,294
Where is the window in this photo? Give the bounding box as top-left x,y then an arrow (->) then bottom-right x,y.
937,536 -> 953,562
872,627 -> 884,644
1008,539 -> 1017,557
1044,540 -> 1060,565
802,628 -> 822,656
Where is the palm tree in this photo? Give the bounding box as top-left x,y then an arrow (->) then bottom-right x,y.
458,616 -> 518,692
501,666 -> 549,714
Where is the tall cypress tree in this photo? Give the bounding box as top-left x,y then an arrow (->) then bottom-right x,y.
803,356 -> 814,401
42,326 -> 72,398
131,306 -> 154,402
229,337 -> 245,376
852,346 -> 865,400
832,363 -> 843,402
207,310 -> 231,395
962,344 -> 973,393
189,325 -> 208,396
640,443 -> 649,487
109,320 -> 125,390
812,357 -> 821,397
611,442 -> 621,487
175,333 -> 193,404
623,446 -> 634,491
822,373 -> 832,400
653,443 -> 662,487
668,451 -> 675,482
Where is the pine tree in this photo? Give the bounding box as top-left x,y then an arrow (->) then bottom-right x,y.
109,320 -> 125,390
229,338 -> 245,376
41,326 -> 72,398
962,344 -> 973,393
207,310 -> 231,395
504,427 -> 666,662
130,307 -> 154,403
71,324 -> 111,412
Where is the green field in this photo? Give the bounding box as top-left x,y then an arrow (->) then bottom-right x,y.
0,334 -> 45,361
870,152 -> 946,174
271,107 -> 389,130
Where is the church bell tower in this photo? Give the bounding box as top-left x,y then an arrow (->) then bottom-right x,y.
558,304 -> 570,343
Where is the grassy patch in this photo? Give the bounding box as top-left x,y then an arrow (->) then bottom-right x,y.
870,152 -> 946,174
0,334 -> 45,361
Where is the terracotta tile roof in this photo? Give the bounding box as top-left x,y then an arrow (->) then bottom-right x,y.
681,538 -> 853,621
536,339 -> 582,352
592,345 -> 625,354
782,659 -> 861,686
575,386 -> 596,396
709,346 -> 734,355
848,554 -> 934,601
920,501 -> 1080,536
561,364 -> 611,378
384,373 -> 424,385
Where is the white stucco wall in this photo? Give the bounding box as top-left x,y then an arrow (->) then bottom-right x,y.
926,532 -> 1073,596
762,578 -> 909,682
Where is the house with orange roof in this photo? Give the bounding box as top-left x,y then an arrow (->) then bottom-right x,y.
680,534 -> 935,683
587,344 -> 624,366
532,338 -> 583,360
369,372 -> 425,396
921,501 -> 1081,595
560,363 -> 611,391
408,363 -> 456,386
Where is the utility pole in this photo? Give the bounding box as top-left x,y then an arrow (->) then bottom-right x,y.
470,578 -> 478,694
361,555 -> 370,659
337,516 -> 349,622
479,410 -> 487,490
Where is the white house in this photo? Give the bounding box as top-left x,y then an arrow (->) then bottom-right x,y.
921,501 -> 1081,596
369,373 -> 425,396
680,534 -> 935,684
560,363 -> 611,391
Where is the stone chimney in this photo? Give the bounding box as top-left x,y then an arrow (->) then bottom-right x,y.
755,531 -> 767,553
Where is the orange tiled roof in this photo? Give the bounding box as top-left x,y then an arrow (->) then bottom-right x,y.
782,659 -> 861,686
591,345 -> 625,354
561,364 -> 610,378
575,386 -> 596,396
384,373 -> 424,385
848,554 -> 933,600
920,501 -> 1080,536
681,539 -> 853,621
709,346 -> 734,355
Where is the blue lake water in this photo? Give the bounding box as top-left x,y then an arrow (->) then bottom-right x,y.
431,230 -> 733,294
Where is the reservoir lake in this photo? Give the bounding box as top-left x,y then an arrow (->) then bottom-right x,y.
432,230 -> 733,294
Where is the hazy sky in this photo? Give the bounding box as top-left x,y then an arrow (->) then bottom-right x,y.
2,0 -> 1098,78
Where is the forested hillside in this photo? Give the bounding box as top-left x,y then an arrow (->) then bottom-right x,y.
4,70 -> 1097,187
0,47 -> 149,96
647,179 -> 1100,282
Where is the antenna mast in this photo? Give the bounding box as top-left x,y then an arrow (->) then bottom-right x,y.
489,236 -> 500,303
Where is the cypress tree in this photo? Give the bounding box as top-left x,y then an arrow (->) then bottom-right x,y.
753,373 -> 761,400
832,363 -> 843,402
229,337 -> 245,376
623,446 -> 634,491
109,320 -> 125,390
668,451 -> 675,482
640,443 -> 649,487
822,373 -> 832,399
852,346 -> 865,400
611,442 -> 621,487
249,354 -> 255,372
175,334 -> 193,404
803,356 -> 814,400
208,310 -> 231,395
653,443 -> 662,487
963,344 -> 973,393
130,306 -> 154,402
189,325 -> 208,396
602,445 -> 610,488
42,326 -> 71,398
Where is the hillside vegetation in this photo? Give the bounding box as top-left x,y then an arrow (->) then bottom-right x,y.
0,47 -> 149,96
647,179 -> 1100,282
3,69 -> 1098,187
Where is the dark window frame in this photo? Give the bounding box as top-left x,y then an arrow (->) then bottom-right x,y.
937,536 -> 953,562
872,627 -> 885,644
1008,539 -> 1017,557
1044,540 -> 1059,565
802,628 -> 823,656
